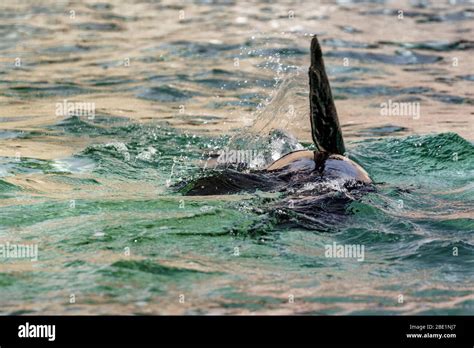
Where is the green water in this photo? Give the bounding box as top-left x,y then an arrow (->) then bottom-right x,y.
1,117 -> 473,314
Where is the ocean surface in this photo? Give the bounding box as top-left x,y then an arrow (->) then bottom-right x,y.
0,0 -> 473,314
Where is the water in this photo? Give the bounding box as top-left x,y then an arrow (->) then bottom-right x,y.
0,0 -> 473,315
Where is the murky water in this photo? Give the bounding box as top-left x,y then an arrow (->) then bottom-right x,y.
0,0 -> 473,314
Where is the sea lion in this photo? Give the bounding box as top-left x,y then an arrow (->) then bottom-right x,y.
179,35 -> 371,198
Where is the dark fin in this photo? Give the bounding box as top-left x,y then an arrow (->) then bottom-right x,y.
309,36 -> 346,155
179,170 -> 284,196
313,150 -> 330,174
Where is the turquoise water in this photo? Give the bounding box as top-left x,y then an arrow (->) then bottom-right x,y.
1,118 -> 473,314
0,0 -> 473,314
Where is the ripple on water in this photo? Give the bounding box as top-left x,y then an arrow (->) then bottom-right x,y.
136,85 -> 202,102
156,40 -> 244,58
4,84 -> 91,99
326,50 -> 442,65
379,40 -> 474,51
74,22 -> 124,31
0,129 -> 26,139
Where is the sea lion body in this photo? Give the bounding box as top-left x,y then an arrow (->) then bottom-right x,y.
180,35 -> 373,200
266,150 -> 371,184
181,150 -> 371,196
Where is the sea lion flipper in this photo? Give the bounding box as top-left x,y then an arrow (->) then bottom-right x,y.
309,36 -> 346,155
